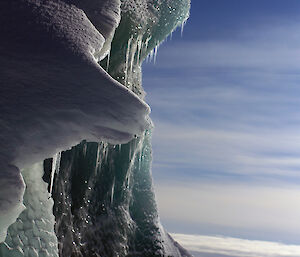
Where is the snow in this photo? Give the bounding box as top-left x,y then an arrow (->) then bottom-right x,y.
0,163 -> 59,257
0,0 -> 150,244
0,0 -> 192,256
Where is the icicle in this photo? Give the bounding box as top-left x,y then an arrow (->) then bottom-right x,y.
143,36 -> 151,62
125,36 -> 133,86
129,43 -> 135,75
49,152 -> 61,195
144,37 -> 150,53
49,154 -> 57,195
95,143 -> 100,174
154,45 -> 159,64
149,49 -> 154,62
138,149 -> 142,170
106,50 -> 110,72
181,20 -> 187,37
111,177 -> 115,206
103,143 -> 108,164
55,152 -> 61,176
136,36 -> 143,65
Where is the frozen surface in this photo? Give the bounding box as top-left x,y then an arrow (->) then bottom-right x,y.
0,0 -> 191,256
0,0 -> 150,241
42,133 -> 191,257
0,163 -> 58,257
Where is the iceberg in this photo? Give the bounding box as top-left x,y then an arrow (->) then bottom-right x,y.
0,0 -> 191,256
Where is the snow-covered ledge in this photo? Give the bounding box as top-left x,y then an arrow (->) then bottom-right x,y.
0,0 -> 150,244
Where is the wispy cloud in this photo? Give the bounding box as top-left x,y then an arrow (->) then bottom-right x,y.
143,20 -> 300,243
152,24 -> 300,72
154,41 -> 300,72
171,233 -> 300,257
155,182 -> 300,238
143,23 -> 300,181
151,122 -> 300,180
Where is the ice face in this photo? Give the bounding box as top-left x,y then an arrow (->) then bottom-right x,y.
0,163 -> 59,257
0,0 -> 191,256
0,0 -> 150,242
0,165 -> 25,243
104,0 -> 191,96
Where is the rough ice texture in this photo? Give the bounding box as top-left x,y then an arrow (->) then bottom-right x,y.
0,0 -> 191,256
0,0 -> 150,243
0,163 -> 58,257
42,134 -> 190,257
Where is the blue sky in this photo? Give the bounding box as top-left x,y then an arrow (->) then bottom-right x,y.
143,1 -> 300,255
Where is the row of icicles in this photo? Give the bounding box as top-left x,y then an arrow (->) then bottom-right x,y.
104,19 -> 187,91
48,133 -> 145,207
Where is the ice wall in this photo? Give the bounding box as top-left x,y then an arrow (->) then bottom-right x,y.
0,164 -> 58,257
44,134 -> 191,257
0,0 -> 150,242
105,0 -> 191,96
0,0 -> 191,256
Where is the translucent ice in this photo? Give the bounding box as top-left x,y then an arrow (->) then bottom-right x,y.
0,0 -> 191,256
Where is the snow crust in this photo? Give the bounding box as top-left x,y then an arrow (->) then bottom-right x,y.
0,0 -> 191,255
0,163 -> 58,257
0,0 -> 150,244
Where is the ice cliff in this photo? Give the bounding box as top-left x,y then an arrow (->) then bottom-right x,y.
0,0 -> 191,256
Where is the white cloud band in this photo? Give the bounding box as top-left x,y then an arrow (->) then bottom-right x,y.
171,233 -> 300,257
